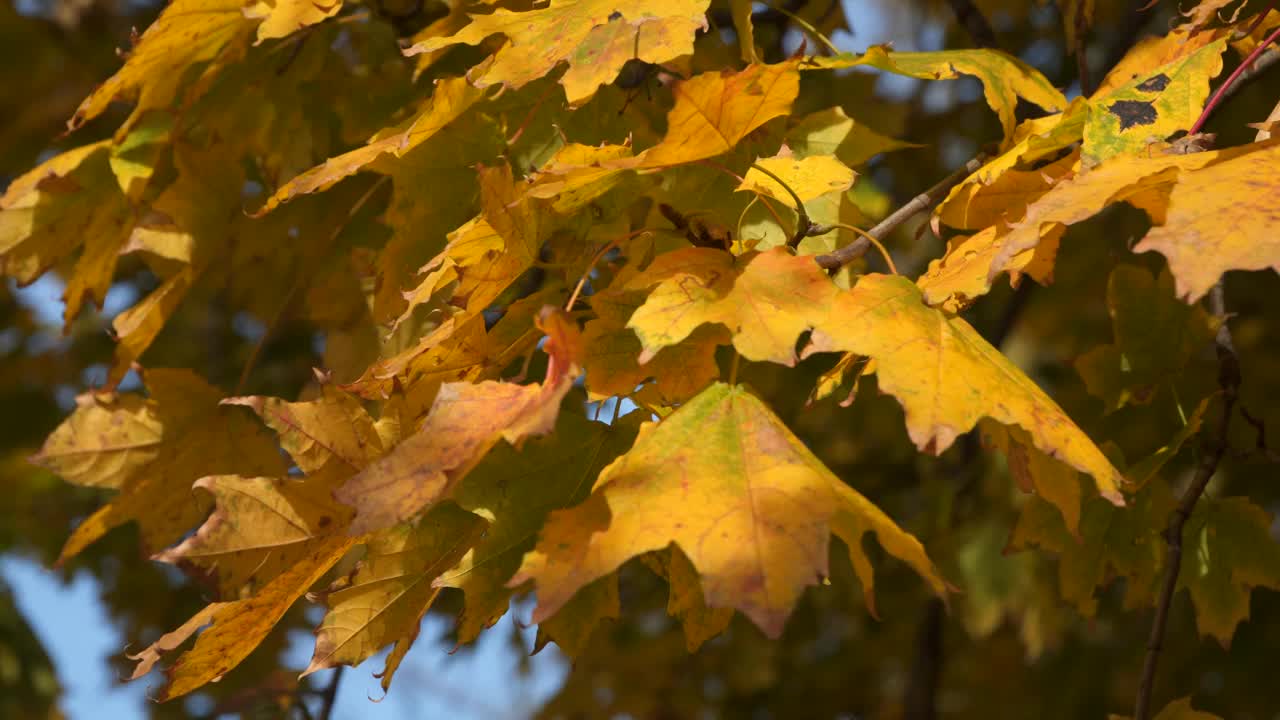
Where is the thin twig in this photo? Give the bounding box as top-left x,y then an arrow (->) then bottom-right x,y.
316,667 -> 344,720
945,0 -> 997,49
748,161 -> 811,247
1191,23 -> 1280,134
808,222 -> 899,275
813,154 -> 986,271
1133,282 -> 1240,720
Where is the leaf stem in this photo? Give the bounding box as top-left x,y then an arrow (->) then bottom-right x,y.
1133,282 -> 1239,720
1190,22 -> 1280,134
813,154 -> 986,271
748,161 -> 811,247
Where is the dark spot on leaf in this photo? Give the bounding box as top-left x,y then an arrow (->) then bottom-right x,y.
608,10 -> 622,21
1108,100 -> 1158,130
318,515 -> 332,528
1136,74 -> 1170,92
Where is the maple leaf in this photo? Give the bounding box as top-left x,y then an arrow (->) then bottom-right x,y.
625,247 -> 837,366
68,0 -> 252,131
581,287 -> 727,404
440,412 -> 639,644
1177,496 -> 1280,645
737,150 -> 855,205
1083,33 -> 1228,165
405,0 -> 709,106
127,539 -> 353,700
243,0 -> 341,43
1010,478 -> 1172,617
643,547 -> 734,651
1133,139 -> 1280,301
804,47 -> 1067,144
152,475 -> 355,598
806,274 -> 1125,504
258,76 -> 486,214
534,575 -> 620,657
337,307 -> 583,534
34,369 -> 287,564
1075,265 -> 1215,411
511,382 -> 946,638
0,143 -> 132,327
304,504 -> 485,689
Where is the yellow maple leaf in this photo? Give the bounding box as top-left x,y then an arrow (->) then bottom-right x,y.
737,150 -> 856,205
511,382 -> 945,638
804,47 -> 1067,145
1133,139 -> 1280,301
243,0 -> 341,44
626,247 -> 837,366
305,504 -> 485,689
807,275 -> 1124,503
127,539 -> 353,700
405,0 -> 709,106
69,0 -> 251,132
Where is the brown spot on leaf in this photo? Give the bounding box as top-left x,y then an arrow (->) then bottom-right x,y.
1108,99 -> 1157,130
1136,73 -> 1170,92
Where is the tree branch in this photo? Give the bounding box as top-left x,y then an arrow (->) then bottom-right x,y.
813,154 -> 986,271
945,0 -> 997,49
316,667 -> 344,720
1133,282 -> 1239,720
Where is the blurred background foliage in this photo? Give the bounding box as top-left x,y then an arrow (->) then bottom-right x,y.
3,0 -> 1280,718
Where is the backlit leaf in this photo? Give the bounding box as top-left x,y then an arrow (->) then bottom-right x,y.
806,275 -> 1124,503
512,382 -> 945,638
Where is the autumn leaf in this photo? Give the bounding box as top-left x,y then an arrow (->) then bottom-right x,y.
406,1 -> 708,106
127,538 -> 352,700
806,275 -> 1124,503
152,474 -> 354,598
512,382 -> 945,638
244,0 -> 341,43
35,369 -> 287,564
337,307 -> 583,534
581,287 -> 727,404
534,575 -> 620,657
440,412 -> 639,644
257,76 -> 486,214
1083,34 -> 1227,165
1177,496 -> 1280,645
804,47 -> 1067,144
1133,139 -> 1280,301
304,504 -> 485,689
625,247 -> 837,366
644,547 -> 734,652
737,151 -> 855,205
0,143 -> 132,326
1010,478 -> 1172,616
1075,265 -> 1215,410
69,0 -> 251,131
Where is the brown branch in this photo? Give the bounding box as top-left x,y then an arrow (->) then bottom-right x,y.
316,667 -> 344,720
903,598 -> 946,720
945,0 -> 997,49
1133,282 -> 1239,720
813,154 -> 987,271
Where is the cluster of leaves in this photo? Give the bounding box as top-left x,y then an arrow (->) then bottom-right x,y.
4,0 -> 1280,717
